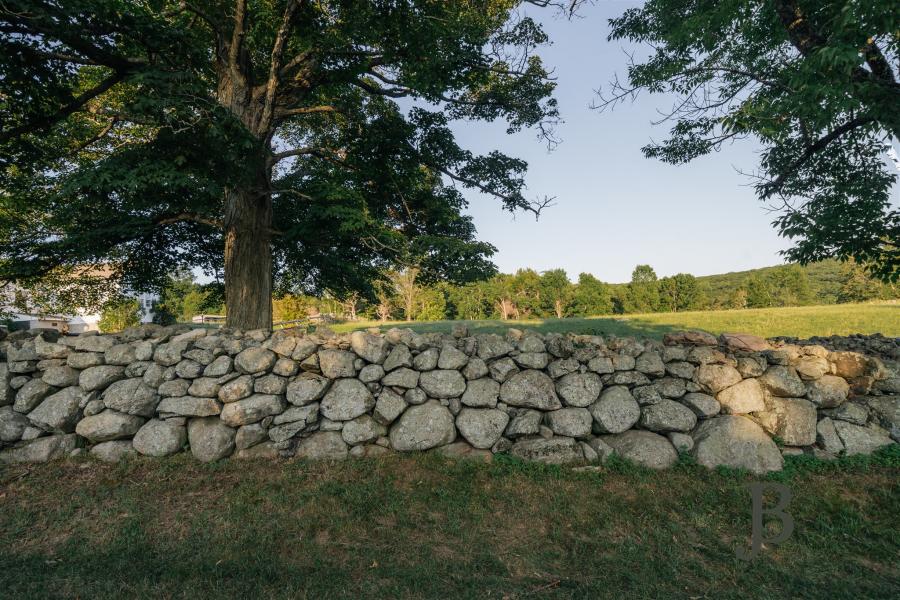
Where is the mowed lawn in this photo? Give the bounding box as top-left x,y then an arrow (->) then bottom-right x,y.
1,449 -> 899,599
331,302 -> 900,339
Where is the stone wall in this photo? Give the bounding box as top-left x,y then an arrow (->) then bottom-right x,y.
1,325 -> 897,473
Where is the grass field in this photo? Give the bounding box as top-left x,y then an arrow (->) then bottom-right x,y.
1,449 -> 898,599
329,302 -> 900,339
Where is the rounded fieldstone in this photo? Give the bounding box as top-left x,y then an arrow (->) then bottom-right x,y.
544,407 -> 592,438
499,370 -> 562,410
235,347 -> 277,374
133,419 -> 187,456
220,394 -> 286,426
42,366 -> 80,388
695,364 -> 742,394
509,437 -> 583,465
389,400 -> 456,451
602,430 -> 678,469
639,400 -> 697,433
27,386 -> 81,432
350,331 -> 389,364
286,373 -> 331,406
589,386 -> 640,433
555,372 -> 602,407
455,408 -> 509,449
296,431 -> 349,460
79,365 -> 126,392
320,378 -> 375,421
90,440 -> 136,462
419,370 -> 467,398
75,410 -> 145,442
102,378 -> 159,417
342,414 -> 387,445
461,377 -> 500,408
187,417 -> 235,462
692,415 -> 783,474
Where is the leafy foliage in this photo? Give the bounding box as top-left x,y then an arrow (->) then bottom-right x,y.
0,0 -> 563,324
97,297 -> 141,333
599,0 -> 900,281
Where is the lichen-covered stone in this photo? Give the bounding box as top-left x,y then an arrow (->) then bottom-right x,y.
639,400 -> 697,433
419,369 -> 466,398
389,400 -> 456,451
806,375 -> 850,408
500,370 -> 561,410
509,437 -> 582,465
716,378 -> 766,415
461,378 -> 500,408
220,394 -> 286,426
692,416 -> 783,474
455,408 -> 509,449
320,378 -> 374,421
589,386 -> 640,434
544,407 -> 592,438
133,419 -> 186,456
76,410 -> 144,442
603,430 -> 678,469
555,372 -> 602,408
27,386 -> 81,432
187,417 -> 235,462
102,378 -> 159,417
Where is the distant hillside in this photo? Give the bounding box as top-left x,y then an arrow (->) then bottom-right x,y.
694,259 -> 848,305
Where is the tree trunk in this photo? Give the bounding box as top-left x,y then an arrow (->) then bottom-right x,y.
224,185 -> 273,330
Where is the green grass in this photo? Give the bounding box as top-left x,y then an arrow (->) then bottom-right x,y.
1,448 -> 899,599
329,302 -> 900,339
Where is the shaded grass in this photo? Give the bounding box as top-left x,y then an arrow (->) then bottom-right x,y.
329,302 -> 900,339
1,447 -> 899,599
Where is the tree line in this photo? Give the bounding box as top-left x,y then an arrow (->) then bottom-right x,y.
138,261 -> 897,326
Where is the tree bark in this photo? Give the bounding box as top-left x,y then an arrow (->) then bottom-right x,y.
224,184 -> 273,330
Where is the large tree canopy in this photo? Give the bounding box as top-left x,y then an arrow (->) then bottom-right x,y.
597,0 -> 899,281
0,0 -> 562,328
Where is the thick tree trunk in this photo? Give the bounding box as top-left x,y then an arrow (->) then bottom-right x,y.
224,185 -> 273,330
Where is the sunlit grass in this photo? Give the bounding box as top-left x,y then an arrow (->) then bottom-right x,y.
329,302 -> 899,339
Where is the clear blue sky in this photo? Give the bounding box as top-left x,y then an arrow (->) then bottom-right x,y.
448,1 -> 796,284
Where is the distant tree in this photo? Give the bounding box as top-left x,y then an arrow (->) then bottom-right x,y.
98,298 -> 141,333
510,269 -> 543,318
414,285 -> 448,321
490,274 -> 518,320
626,265 -> 660,313
272,295 -> 317,322
769,265 -> 814,307
446,282 -> 492,320
372,281 -> 395,323
658,273 -> 700,312
540,269 -> 574,318
745,274 -> 774,308
390,268 -> 422,322
838,263 -> 884,303
600,0 -> 900,281
570,273 -> 613,316
727,287 -> 749,310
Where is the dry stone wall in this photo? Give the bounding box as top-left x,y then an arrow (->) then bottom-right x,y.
1,325 -> 897,474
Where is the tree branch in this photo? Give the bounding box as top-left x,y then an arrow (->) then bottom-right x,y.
228,0 -> 248,85
154,212 -> 224,229
0,70 -> 127,142
259,0 -> 301,136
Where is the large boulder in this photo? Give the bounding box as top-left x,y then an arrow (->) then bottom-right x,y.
455,408 -> 509,449
0,406 -> 29,442
318,349 -> 357,379
350,331 -> 389,364
680,392 -> 720,418
866,396 -> 900,441
635,351 -> 665,377
602,430 -> 678,469
132,419 -> 187,456
234,347 -> 277,374
381,367 -> 420,388
753,398 -> 816,447
589,386 -> 640,434
75,410 -> 144,442
499,370 -> 562,410
286,373 -> 330,406
373,388 -> 407,425
42,366 -> 80,388
663,330 -> 717,346
90,440 -> 136,463
218,375 -> 254,403
79,365 -> 125,392
419,369 -> 466,399
342,414 -> 387,445
509,437 -> 583,465
27,386 -> 82,432
320,378 -> 375,421
504,409 -> 542,438
438,345 -> 469,370
719,333 -> 770,352
383,344 -> 412,371
102,378 -> 159,417
13,379 -> 56,413
832,421 -> 894,456
0,434 -> 77,464
544,407 -> 592,438
692,416 -> 783,474
220,394 -> 286,426
695,364 -> 742,394
187,417 -> 235,462
296,431 -> 348,460
759,366 -> 805,397
716,378 -> 766,414
555,372 -> 602,407
475,334 -> 513,360
389,400 -> 456,451
806,375 -> 850,408
639,400 -> 697,433
461,378 -> 500,408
